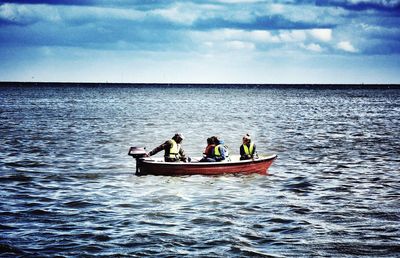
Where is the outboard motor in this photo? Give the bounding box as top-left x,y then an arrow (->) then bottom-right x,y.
128,147 -> 147,174
128,147 -> 147,159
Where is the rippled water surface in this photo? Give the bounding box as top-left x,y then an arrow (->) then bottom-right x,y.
1,84 -> 399,257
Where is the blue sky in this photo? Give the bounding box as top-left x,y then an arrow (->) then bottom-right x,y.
0,0 -> 399,84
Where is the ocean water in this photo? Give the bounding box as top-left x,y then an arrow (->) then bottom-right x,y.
0,83 -> 399,257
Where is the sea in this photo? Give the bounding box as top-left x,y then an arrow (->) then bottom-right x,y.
1,83 -> 399,257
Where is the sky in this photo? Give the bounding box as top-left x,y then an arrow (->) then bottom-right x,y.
0,0 -> 399,84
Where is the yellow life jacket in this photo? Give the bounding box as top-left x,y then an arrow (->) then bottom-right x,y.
168,139 -> 180,158
214,144 -> 221,156
243,143 -> 254,155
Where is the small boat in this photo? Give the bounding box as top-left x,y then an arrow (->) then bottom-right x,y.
128,147 -> 277,176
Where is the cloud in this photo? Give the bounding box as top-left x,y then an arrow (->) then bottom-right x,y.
0,0 -> 173,7
196,29 -> 280,43
301,43 -> 323,52
309,28 -> 332,42
225,40 -> 255,50
151,2 -> 210,25
0,3 -> 50,25
191,28 -> 336,55
0,3 -> 149,26
193,14 -> 332,31
316,0 -> 400,12
0,0 -> 400,83
337,41 -> 358,52
0,2 -> 338,54
0,3 -> 190,50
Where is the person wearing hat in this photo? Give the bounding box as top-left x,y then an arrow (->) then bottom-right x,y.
240,133 -> 257,160
147,133 -> 188,162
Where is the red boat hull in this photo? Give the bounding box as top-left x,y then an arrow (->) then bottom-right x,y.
135,155 -> 277,176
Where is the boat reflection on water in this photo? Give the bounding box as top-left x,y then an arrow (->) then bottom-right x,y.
128,147 -> 277,176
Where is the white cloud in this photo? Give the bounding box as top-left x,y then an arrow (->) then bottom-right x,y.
193,29 -> 280,44
0,3 -> 149,26
152,4 -> 199,24
250,30 -> 280,43
337,41 -> 358,52
269,4 -> 285,14
0,3 -> 60,25
279,30 -> 307,42
225,40 -> 255,50
193,28 -> 336,52
309,29 -> 332,42
302,43 -> 323,52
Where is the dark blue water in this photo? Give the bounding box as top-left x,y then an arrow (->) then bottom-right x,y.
1,84 -> 399,257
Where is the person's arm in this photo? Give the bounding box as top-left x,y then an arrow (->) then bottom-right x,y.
240,145 -> 245,157
203,145 -> 210,156
253,144 -> 258,158
148,141 -> 170,156
179,146 -> 187,161
221,147 -> 226,160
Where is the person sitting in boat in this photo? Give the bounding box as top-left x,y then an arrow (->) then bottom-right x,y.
146,133 -> 188,162
199,136 -> 216,162
240,133 -> 258,160
213,137 -> 229,162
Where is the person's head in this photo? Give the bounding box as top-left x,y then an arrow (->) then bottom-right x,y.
207,137 -> 214,145
242,134 -> 251,144
173,133 -> 184,143
213,136 -> 224,145
211,136 -> 219,145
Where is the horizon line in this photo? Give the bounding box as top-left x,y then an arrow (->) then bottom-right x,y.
1,81 -> 400,86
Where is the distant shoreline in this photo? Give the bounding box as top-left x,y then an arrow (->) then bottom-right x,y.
1,81 -> 399,89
